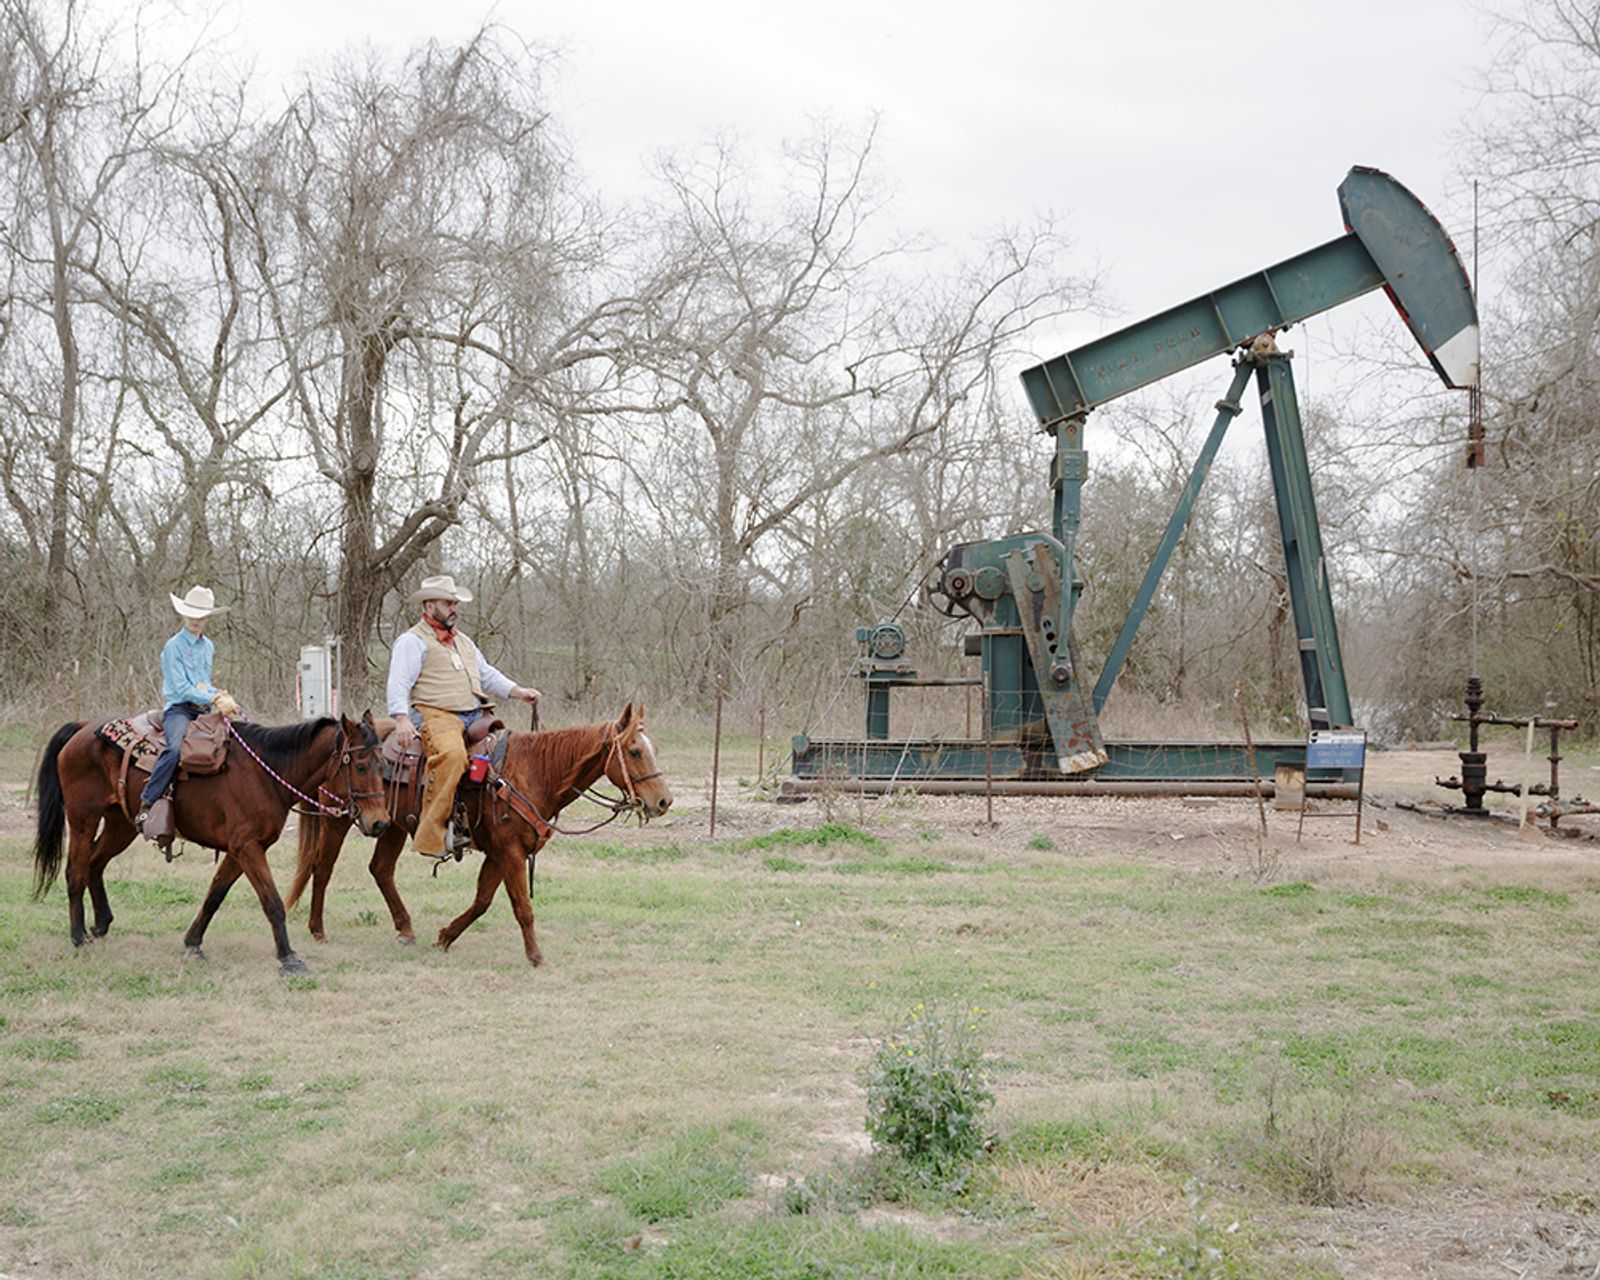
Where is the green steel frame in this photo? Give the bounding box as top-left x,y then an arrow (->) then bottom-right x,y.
800,167 -> 1477,783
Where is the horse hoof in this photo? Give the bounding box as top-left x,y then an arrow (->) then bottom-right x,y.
396,934 -> 416,946
433,937 -> 451,953
527,951 -> 544,968
184,945 -> 207,962
280,954 -> 311,978
310,932 -> 328,944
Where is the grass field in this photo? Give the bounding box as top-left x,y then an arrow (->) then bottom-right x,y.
2,753 -> 1598,1278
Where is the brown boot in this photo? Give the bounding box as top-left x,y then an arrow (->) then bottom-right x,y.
140,797 -> 175,855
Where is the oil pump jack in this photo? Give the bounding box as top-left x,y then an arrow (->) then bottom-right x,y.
792,167 -> 1479,792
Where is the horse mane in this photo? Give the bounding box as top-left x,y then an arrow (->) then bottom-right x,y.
503,721 -> 611,794
232,717 -> 338,774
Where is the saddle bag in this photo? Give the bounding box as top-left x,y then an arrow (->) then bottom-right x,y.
178,711 -> 230,776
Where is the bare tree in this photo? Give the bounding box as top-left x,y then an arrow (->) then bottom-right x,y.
228,29 -> 646,699
625,123 -> 1098,694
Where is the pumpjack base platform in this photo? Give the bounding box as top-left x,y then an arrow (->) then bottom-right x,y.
790,736 -> 1354,796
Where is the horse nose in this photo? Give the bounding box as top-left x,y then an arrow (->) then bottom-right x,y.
371,819 -> 390,836
658,796 -> 672,813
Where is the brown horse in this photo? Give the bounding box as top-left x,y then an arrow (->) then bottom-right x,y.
32,712 -> 390,975
287,702 -> 672,965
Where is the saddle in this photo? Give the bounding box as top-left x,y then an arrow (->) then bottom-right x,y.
379,713 -> 510,846
98,709 -> 232,829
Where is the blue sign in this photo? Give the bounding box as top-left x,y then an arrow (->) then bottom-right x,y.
1307,729 -> 1366,770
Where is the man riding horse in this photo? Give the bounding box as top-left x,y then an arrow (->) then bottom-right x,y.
386,574 -> 541,857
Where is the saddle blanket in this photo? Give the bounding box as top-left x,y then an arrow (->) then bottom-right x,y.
97,712 -> 164,770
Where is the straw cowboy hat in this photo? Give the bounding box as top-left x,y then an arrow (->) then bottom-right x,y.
406,574 -> 474,605
169,585 -> 229,619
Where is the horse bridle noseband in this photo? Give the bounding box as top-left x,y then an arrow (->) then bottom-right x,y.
604,728 -> 662,805
312,728 -> 387,821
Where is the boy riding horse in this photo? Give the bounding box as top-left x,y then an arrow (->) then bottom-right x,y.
386,575 -> 541,856
136,585 -> 241,849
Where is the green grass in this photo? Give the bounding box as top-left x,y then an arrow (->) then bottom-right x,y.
724,822 -> 884,852
549,1209 -> 1027,1280
1,818 -> 1596,1279
34,1090 -> 125,1125
595,1122 -> 761,1221
579,841 -> 690,866
3,1036 -> 83,1061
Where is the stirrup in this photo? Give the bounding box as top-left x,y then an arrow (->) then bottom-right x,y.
445,820 -> 471,854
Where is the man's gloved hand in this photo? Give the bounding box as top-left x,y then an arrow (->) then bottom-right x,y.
211,690 -> 241,718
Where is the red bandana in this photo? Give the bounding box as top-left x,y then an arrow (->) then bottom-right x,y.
422,613 -> 457,646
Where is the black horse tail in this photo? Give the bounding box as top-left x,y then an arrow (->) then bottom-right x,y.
32,721 -> 83,900
285,810 -> 323,911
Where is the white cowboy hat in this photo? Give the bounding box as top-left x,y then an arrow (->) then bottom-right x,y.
407,574 -> 474,605
170,585 -> 229,619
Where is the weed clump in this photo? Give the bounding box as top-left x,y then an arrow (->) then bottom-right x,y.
1253,1064 -> 1389,1206
1148,1178 -> 1243,1278
864,999 -> 993,1190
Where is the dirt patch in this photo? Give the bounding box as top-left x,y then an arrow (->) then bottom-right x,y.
687,747 -> 1600,883
1285,1198 -> 1600,1278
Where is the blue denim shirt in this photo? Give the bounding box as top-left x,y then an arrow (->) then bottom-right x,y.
159,628 -> 217,709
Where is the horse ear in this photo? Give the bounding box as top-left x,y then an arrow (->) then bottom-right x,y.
614,701 -> 634,734
635,699 -> 646,723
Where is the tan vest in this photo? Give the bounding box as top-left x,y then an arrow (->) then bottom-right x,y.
407,620 -> 485,712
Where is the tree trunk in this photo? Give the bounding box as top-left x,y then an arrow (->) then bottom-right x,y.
335,335 -> 386,705
45,199 -> 78,627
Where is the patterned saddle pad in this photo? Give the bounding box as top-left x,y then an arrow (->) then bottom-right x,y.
96,711 -> 165,771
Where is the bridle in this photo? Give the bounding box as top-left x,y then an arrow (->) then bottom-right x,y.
316,731 -> 388,824
598,727 -> 663,807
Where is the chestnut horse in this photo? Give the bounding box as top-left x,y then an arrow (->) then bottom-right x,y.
287,702 -> 672,965
32,713 -> 390,975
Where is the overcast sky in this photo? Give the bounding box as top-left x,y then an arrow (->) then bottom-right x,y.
233,0 -> 1501,412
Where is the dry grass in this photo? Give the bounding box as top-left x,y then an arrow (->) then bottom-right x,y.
2,750 -> 1599,1277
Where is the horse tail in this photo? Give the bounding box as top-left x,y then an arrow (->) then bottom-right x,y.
285,810 -> 323,910
32,721 -> 83,900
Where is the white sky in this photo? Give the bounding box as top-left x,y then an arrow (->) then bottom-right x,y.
233,0 -> 1499,425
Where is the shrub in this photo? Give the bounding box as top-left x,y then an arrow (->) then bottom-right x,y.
864,1000 -> 993,1188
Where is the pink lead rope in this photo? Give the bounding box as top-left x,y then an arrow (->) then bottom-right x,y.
225,719 -> 350,817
